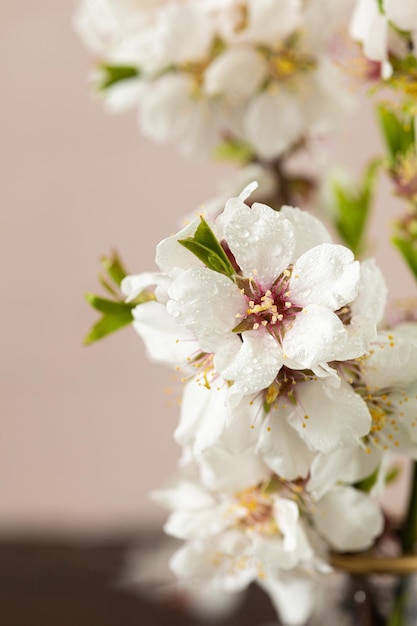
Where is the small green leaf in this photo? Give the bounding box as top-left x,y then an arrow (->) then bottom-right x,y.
213,138 -> 253,164
101,250 -> 129,287
332,158 -> 381,255
98,64 -> 139,91
178,216 -> 236,279
377,104 -> 415,163
83,310 -> 134,345
85,293 -> 135,315
392,235 -> 417,282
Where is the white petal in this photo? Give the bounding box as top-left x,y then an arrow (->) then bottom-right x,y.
158,3 -> 214,64
151,480 -> 216,513
175,382 -> 229,452
204,47 -> 267,103
308,447 -> 382,501
131,300 -> 197,365
350,0 -> 379,42
138,74 -> 190,142
121,271 -> 160,301
103,79 -> 141,113
364,12 -> 388,63
215,330 -> 283,394
260,574 -> 317,626
351,258 -> 387,325
288,380 -> 371,454
244,0 -> 300,45
283,304 -> 348,369
313,486 -> 384,551
257,409 -> 316,480
198,445 -> 270,494
361,326 -> 417,390
167,267 -> 246,352
280,205 -> 332,257
290,244 -> 360,309
245,91 -> 304,159
224,202 -> 295,287
155,217 -> 202,276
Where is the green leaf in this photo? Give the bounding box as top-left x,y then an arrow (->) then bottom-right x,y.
83,310 -> 134,345
100,251 -> 129,287
85,293 -> 135,315
392,235 -> 417,282
332,158 -> 381,255
213,138 -> 253,164
377,104 -> 415,163
98,64 -> 139,91
178,216 -> 236,279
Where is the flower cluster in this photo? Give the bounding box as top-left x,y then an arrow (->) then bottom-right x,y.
74,0 -> 351,159
121,182 -> 417,624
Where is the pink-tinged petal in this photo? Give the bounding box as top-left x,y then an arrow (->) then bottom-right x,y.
280,206 -> 332,257
290,244 -> 360,309
257,409 -> 316,480
223,202 -> 295,287
288,380 -> 371,454
167,268 -> 246,352
283,304 -> 347,369
215,329 -> 283,395
132,300 -> 197,365
313,486 -> 384,551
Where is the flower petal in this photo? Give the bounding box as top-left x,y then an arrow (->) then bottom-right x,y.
283,304 -> 348,369
223,202 -> 295,287
313,486 -> 384,551
280,206 -> 332,257
290,243 -> 360,309
131,300 -> 197,365
167,267 -> 246,352
215,329 -> 283,394
288,380 -> 371,454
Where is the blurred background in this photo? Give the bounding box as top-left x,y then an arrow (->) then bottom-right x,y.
2,3 -> 417,620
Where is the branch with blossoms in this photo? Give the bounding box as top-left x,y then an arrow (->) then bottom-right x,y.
74,0 -> 417,624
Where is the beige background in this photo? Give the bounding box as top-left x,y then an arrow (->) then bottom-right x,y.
2,2 -> 416,534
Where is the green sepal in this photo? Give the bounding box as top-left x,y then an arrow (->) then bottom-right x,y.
83,309 -> 134,345
98,64 -> 140,91
377,104 -> 415,164
85,293 -> 136,316
392,235 -> 417,282
178,216 -> 236,279
332,158 -> 381,255
213,138 -> 253,164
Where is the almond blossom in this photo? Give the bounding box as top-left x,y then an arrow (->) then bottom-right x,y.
153,458 -> 384,625
161,183 -> 386,396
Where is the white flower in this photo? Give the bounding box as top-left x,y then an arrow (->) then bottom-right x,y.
354,324 -> 417,457
153,458 -> 383,624
75,0 -> 352,159
163,185 -> 383,396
